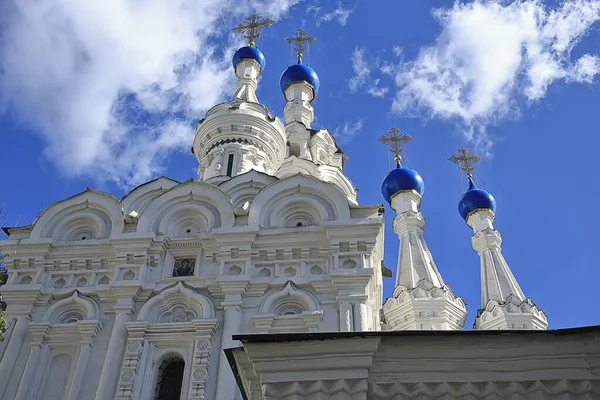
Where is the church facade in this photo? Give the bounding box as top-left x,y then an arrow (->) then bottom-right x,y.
1,18 -> 598,400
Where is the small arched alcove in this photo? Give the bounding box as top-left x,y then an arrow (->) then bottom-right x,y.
153,355 -> 185,400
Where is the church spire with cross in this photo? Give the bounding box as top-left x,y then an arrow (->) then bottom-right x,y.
449,146 -> 547,330
193,14 -> 287,183
380,128 -> 467,331
280,28 -> 320,127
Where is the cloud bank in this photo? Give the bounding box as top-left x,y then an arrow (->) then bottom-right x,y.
392,0 -> 600,154
0,0 -> 297,187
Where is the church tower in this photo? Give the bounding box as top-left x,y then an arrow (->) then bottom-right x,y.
380,129 -> 467,330
193,16 -> 287,183
449,147 -> 548,330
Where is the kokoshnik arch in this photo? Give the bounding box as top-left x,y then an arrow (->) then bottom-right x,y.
1,14 -> 598,400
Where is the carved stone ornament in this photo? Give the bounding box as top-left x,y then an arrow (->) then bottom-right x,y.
168,310 -> 189,323
126,340 -> 143,353
196,339 -> 211,351
192,367 -> 208,381
120,370 -> 135,383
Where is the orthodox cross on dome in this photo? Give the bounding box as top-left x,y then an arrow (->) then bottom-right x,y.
378,127 -> 412,165
285,29 -> 316,63
232,14 -> 274,47
448,146 -> 481,180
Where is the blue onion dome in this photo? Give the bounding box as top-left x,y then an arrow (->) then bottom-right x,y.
458,178 -> 497,220
381,163 -> 425,204
232,46 -> 266,71
280,60 -> 320,94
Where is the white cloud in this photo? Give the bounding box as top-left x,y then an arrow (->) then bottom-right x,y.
391,0 -> 600,155
348,48 -> 370,92
0,0 -> 297,188
334,118 -> 365,144
348,49 -> 389,97
367,79 -> 389,97
316,2 -> 353,26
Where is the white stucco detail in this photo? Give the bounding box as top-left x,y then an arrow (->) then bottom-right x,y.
467,209 -> 548,330
383,191 -> 466,330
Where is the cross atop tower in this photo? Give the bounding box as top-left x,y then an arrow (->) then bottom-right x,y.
448,146 -> 481,179
378,127 -> 412,165
232,14 -> 274,47
285,29 -> 316,63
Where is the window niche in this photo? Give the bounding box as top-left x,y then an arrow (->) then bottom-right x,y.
154,356 -> 185,400
172,257 -> 196,278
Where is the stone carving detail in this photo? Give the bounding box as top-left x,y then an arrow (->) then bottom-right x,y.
126,340 -> 142,353
368,379 -> 600,399
196,339 -> 211,351
262,378 -> 368,399
188,335 -> 213,400
115,339 -> 145,400
120,370 -> 135,383
192,367 -> 208,381
168,310 -> 189,323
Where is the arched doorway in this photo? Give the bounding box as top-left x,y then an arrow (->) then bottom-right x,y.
154,356 -> 185,400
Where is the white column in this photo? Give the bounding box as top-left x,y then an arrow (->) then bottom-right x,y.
67,321 -> 102,400
14,322 -> 50,400
338,300 -> 353,332
95,306 -> 134,400
0,315 -> 30,399
352,297 -> 369,331
215,294 -> 243,400
0,316 -> 16,359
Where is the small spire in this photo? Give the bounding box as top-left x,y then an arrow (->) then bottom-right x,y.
448,146 -> 481,181
378,127 -> 412,167
232,14 -> 274,47
285,29 -> 316,63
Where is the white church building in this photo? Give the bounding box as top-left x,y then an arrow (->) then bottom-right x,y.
0,17 -> 598,400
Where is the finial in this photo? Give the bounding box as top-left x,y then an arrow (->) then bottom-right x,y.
232,14 -> 274,47
378,127 -> 412,166
448,146 -> 481,180
285,29 -> 316,63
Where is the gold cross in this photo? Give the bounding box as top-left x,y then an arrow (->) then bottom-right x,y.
378,127 -> 412,164
285,29 -> 316,62
232,14 -> 274,47
448,146 -> 481,179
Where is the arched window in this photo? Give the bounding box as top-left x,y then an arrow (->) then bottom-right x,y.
154,356 -> 185,400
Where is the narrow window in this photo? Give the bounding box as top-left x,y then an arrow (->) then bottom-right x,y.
226,153 -> 234,177
154,357 -> 185,400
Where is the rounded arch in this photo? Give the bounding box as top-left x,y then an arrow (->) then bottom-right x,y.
258,282 -> 320,316
30,189 -> 123,240
137,181 -> 235,235
44,291 -> 100,323
137,283 -> 215,323
121,177 -> 180,216
248,174 -> 351,229
218,170 -> 277,209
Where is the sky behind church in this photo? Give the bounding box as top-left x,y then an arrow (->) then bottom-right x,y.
1,0 -> 599,329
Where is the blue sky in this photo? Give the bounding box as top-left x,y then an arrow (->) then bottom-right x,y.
1,0 -> 599,329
